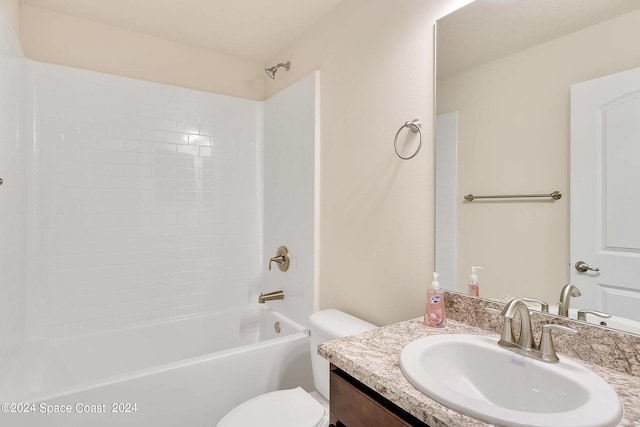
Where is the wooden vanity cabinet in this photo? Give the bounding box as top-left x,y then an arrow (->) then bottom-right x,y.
329,365 -> 430,427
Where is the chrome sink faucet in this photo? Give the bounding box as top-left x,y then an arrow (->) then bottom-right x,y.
499,299 -> 534,350
491,298 -> 577,363
558,284 -> 582,316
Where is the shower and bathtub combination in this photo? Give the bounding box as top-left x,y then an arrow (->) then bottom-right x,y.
0,6 -> 320,422
4,306 -> 311,426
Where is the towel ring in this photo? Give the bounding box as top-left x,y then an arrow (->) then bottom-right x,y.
394,119 -> 422,160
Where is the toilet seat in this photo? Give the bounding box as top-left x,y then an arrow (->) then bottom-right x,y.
217,387 -> 327,427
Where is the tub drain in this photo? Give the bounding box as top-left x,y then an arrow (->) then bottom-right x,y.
274,321 -> 281,333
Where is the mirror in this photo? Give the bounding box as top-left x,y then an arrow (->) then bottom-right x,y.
435,0 -> 640,334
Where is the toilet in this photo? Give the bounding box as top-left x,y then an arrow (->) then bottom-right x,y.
217,309 -> 377,427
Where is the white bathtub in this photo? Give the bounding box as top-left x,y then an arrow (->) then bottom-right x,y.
1,305 -> 312,426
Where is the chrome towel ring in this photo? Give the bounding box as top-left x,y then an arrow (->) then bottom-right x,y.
394,119 -> 422,160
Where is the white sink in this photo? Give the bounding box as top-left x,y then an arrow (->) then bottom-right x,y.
399,334 -> 623,427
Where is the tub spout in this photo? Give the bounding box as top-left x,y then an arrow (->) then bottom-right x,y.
258,290 -> 285,304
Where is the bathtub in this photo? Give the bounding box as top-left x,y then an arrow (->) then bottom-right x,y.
0,305 -> 312,426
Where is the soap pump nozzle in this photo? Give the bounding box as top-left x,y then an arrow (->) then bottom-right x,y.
431,272 -> 440,291
470,266 -> 484,282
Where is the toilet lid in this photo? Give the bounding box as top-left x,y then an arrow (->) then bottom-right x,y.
217,387 -> 326,427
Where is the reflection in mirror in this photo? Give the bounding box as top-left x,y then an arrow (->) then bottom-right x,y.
435,0 -> 640,334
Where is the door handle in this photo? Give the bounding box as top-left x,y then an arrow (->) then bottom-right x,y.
575,261 -> 599,273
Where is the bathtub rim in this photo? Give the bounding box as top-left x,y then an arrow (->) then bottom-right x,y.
45,303 -> 302,343
8,305 -> 309,403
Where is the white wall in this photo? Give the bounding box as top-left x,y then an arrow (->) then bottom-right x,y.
261,72 -> 318,328
437,9 -> 640,303
0,0 -> 26,385
25,62 -> 263,339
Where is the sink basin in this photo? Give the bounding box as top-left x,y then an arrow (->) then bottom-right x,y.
399,334 -> 623,427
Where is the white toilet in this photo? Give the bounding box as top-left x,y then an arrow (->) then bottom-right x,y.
217,309 -> 377,427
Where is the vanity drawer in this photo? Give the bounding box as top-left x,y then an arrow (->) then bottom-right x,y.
329,367 -> 429,427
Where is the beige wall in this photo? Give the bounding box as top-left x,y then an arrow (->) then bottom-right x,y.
19,4 -> 265,100
437,9 -> 640,304
1,0 -> 18,34
266,0 -> 470,326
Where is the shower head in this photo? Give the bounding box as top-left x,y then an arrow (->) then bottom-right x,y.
265,61 -> 291,79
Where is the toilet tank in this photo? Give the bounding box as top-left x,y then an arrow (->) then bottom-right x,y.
308,309 -> 377,400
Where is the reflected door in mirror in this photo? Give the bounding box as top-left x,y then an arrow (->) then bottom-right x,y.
570,66 -> 640,321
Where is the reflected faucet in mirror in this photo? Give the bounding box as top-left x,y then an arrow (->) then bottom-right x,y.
577,309 -> 611,322
558,284 -> 582,317
522,297 -> 549,313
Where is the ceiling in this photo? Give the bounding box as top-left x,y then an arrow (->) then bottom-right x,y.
437,0 -> 640,78
20,0 -> 348,63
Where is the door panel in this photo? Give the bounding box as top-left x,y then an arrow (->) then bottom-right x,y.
570,67 -> 640,320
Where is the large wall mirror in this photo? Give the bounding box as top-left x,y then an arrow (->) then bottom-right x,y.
435,0 -> 640,334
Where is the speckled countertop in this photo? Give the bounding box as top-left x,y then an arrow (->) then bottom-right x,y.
318,317 -> 640,427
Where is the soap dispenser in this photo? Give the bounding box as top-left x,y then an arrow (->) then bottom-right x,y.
425,272 -> 446,328
468,266 -> 484,297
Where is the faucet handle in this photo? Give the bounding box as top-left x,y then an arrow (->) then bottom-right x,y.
268,255 -> 285,271
539,324 -> 577,363
522,297 -> 549,313
268,246 -> 290,272
577,309 -> 611,321
486,307 -> 518,345
485,308 -> 516,343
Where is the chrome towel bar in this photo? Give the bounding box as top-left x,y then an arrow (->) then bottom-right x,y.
464,191 -> 562,201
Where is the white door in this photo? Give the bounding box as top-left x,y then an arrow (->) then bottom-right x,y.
570,67 -> 640,321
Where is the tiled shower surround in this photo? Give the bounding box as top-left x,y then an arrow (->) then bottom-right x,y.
0,9 -> 26,384
25,62 -> 264,339
4,11 -> 319,394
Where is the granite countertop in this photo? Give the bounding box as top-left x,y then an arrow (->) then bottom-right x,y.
318,317 -> 640,427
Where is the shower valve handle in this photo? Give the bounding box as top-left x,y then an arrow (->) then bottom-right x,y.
268,246 -> 290,272
269,255 -> 285,271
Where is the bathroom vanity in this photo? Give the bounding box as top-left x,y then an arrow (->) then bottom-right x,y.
329,367 -> 427,427
319,294 -> 640,427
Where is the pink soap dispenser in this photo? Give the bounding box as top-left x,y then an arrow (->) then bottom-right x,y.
425,272 -> 446,328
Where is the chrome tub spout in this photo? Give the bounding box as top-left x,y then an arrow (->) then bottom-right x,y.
258,290 -> 285,304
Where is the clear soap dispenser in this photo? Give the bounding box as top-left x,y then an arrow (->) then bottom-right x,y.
425,272 -> 446,328
468,266 -> 484,297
